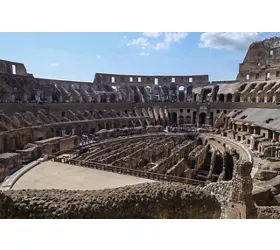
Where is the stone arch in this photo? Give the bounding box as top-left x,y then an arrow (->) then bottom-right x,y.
197,138 -> 203,145
234,92 -> 241,102
185,116 -> 191,124
187,86 -> 193,95
65,125 -> 74,135
110,93 -> 116,103
171,112 -> 177,126
100,94 -> 107,103
134,94 -> 141,103
106,122 -> 112,130
135,120 -> 142,127
75,125 -> 82,135
178,86 -> 185,102
199,112 -> 207,127
97,123 -> 105,131
226,93 -> 233,102
179,116 -> 184,126
162,86 -> 169,100
219,94 -> 225,102
202,89 -> 211,102
170,83 -> 177,101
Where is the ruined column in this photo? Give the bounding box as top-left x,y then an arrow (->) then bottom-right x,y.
226,160 -> 257,219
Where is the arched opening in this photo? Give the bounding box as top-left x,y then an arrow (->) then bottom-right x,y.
135,120 -> 142,127
162,86 -> 169,101
187,86 -> 193,96
153,85 -> 160,101
214,154 -> 223,175
202,89 -> 211,102
170,83 -> 177,102
185,116 -> 191,124
98,123 -> 105,131
199,112 -> 207,127
219,94 -> 225,102
197,138 -> 203,145
65,125 -> 73,135
106,122 -> 112,130
171,112 -> 177,126
110,94 -> 116,103
100,94 -> 107,103
234,92 -> 241,102
179,116 -> 184,126
227,93 -> 233,102
238,84 -> 247,92
178,86 -> 185,102
225,153 -> 234,180
134,94 -> 141,103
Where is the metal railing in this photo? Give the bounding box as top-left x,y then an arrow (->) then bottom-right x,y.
61,158 -> 205,186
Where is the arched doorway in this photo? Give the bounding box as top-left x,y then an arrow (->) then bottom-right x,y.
199,112 -> 207,127
202,89 -> 211,102
179,116 -> 184,126
171,112 -> 177,126
227,93 -> 232,102
178,86 -> 185,102
185,116 -> 191,124
219,94 -> 225,102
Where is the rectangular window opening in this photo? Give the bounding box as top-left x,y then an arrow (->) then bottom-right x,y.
246,74 -> 250,80
12,65 -> 16,75
189,77 -> 193,83
111,76 -> 115,83
172,77 -> 175,83
154,78 -> 158,85
130,77 -> 133,82
138,77 -> 141,82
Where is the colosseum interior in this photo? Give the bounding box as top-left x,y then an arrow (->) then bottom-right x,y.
2,36 -> 280,218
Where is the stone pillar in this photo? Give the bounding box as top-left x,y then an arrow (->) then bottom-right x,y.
59,96 -> 63,103
176,90 -> 179,102
250,135 -> 255,150
62,130 -> 66,137
226,160 -> 257,219
97,95 -> 101,103
71,129 -> 75,135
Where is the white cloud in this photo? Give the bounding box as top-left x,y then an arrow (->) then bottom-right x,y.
49,63 -> 60,67
96,55 -> 101,59
139,52 -> 150,56
142,32 -> 162,38
199,32 -> 260,51
127,32 -> 188,54
155,32 -> 188,50
127,37 -> 149,48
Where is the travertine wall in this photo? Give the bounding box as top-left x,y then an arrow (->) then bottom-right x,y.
0,182 -> 221,219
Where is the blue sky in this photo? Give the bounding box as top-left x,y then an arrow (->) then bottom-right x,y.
0,32 -> 280,82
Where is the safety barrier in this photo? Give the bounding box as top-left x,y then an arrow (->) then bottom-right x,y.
62,158 -> 205,186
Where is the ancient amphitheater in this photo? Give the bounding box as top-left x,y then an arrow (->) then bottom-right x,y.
2,37 -> 280,219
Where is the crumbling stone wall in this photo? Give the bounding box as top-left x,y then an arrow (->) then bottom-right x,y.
204,160 -> 257,219
0,182 -> 221,219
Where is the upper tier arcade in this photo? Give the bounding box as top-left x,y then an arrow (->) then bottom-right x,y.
237,37 -> 280,82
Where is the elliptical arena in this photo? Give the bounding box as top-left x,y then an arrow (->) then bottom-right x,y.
1,37 -> 280,219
